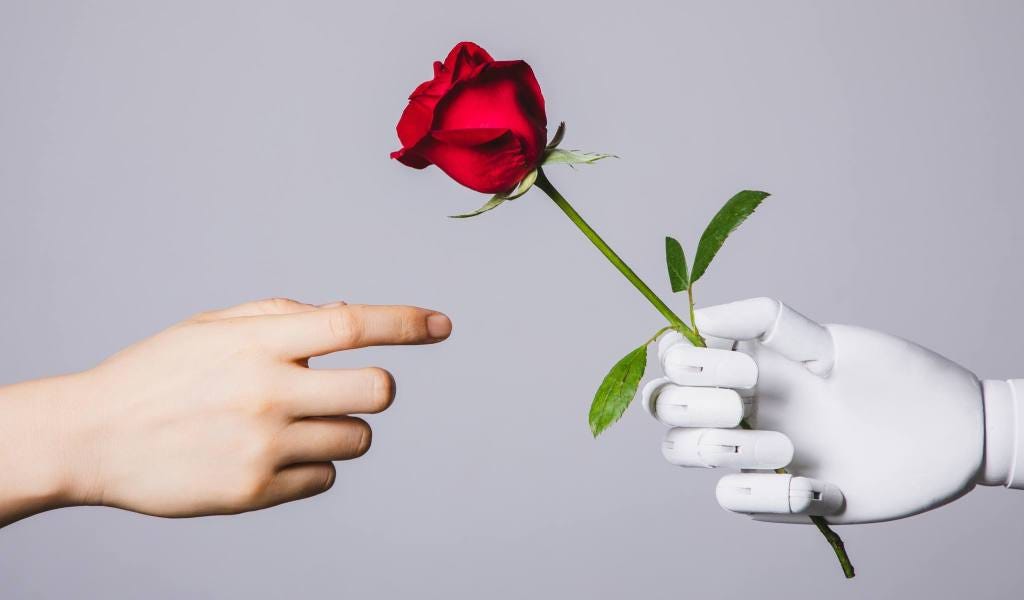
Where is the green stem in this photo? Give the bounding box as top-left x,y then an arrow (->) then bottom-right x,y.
535,169 -> 705,348
739,419 -> 855,578
687,284 -> 699,337
811,516 -> 855,579
644,326 -> 675,348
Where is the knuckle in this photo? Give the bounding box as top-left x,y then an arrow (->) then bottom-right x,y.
238,429 -> 277,466
250,398 -> 276,418
750,296 -> 782,312
259,297 -> 299,315
242,383 -> 280,418
366,367 -> 396,412
327,307 -> 363,347
235,474 -> 272,506
226,462 -> 274,506
187,310 -> 215,323
398,308 -> 425,341
395,309 -> 419,335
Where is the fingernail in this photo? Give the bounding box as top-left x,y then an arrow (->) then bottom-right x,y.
426,313 -> 452,340
319,301 -> 347,308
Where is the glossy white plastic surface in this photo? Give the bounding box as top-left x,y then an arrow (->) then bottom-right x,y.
661,345 -> 758,389
716,473 -> 844,516
980,379 -> 1024,489
662,428 -> 794,469
641,378 -> 745,428
645,297 -> 1016,524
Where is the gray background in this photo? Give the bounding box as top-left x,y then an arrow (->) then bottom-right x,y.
1,0 -> 1022,598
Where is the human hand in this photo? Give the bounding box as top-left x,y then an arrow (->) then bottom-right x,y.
643,297 -> 1017,524
0,299 -> 451,525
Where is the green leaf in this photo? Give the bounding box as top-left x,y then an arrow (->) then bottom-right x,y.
542,148 -> 616,167
665,236 -> 689,293
547,121 -> 566,149
448,170 -> 539,219
589,345 -> 648,437
448,195 -> 508,219
690,190 -> 770,283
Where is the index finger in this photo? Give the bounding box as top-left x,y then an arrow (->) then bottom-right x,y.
661,344 -> 758,389
252,304 -> 453,358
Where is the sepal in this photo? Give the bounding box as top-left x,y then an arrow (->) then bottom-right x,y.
542,148 -> 616,167
546,121 -> 566,149
448,168 -> 539,218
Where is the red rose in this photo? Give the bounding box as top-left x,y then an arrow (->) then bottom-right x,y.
391,41 -> 547,194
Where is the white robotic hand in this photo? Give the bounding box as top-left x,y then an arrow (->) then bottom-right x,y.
643,297 -> 1024,524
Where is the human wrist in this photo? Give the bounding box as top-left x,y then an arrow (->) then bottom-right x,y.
979,379 -> 1024,488
0,371 -> 103,525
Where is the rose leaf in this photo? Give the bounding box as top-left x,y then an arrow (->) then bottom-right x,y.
589,345 -> 648,437
690,190 -> 770,284
665,236 -> 689,293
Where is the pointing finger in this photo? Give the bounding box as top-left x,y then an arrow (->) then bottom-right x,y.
191,297 -> 319,322
253,304 -> 453,359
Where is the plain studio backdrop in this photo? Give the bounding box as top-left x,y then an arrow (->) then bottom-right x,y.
2,1 -> 1023,598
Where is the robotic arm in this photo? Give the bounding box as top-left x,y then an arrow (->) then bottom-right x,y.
643,297 -> 1022,524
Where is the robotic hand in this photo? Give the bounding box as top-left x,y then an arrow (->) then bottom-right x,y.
643,297 -> 1023,524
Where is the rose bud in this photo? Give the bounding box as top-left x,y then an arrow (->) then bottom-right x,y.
390,41 -> 547,194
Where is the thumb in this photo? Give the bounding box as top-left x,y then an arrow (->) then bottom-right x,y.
695,297 -> 835,376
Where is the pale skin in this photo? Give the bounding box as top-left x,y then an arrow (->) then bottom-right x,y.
0,298 -> 452,528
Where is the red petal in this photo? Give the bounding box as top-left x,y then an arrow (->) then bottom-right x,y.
443,42 -> 494,75
395,99 -> 435,148
391,41 -> 545,192
433,60 -> 547,167
394,43 -> 496,156
431,127 -> 511,146
415,128 -> 531,194
390,147 -> 431,169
